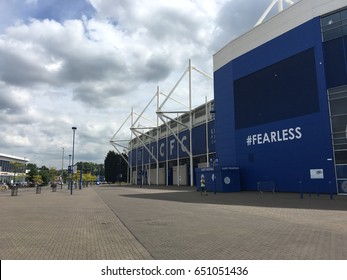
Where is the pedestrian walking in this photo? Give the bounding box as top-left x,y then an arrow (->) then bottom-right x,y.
200,174 -> 207,196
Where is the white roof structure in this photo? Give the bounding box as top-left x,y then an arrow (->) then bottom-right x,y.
0,153 -> 29,163
213,0 -> 347,71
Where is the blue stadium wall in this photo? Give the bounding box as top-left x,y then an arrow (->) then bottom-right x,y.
214,17 -> 337,194
129,120 -> 216,185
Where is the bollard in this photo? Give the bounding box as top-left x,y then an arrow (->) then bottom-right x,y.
329,181 -> 333,200
36,186 -> 41,194
299,181 -> 303,199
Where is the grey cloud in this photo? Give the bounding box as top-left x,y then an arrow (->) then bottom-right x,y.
211,0 -> 269,52
0,46 -> 52,87
145,8 -> 203,44
137,53 -> 173,82
0,92 -> 22,114
57,54 -> 126,83
142,59 -> 171,82
1,113 -> 35,125
73,81 -> 135,107
2,19 -> 127,87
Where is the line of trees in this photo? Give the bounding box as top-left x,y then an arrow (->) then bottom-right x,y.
26,164 -> 60,185
23,151 -> 126,186
25,162 -> 105,186
104,151 -> 128,183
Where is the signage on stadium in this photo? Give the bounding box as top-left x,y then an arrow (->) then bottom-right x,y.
158,135 -> 188,157
246,127 -> 302,146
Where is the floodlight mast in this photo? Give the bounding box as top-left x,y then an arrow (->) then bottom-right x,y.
255,0 -> 295,26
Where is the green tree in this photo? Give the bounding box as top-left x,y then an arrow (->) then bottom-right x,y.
82,172 -> 97,187
33,175 -> 43,186
49,167 -> 58,181
119,153 -> 128,183
61,169 -> 69,184
104,151 -> 128,183
104,151 -> 117,183
39,166 -> 50,185
27,163 -> 39,183
76,162 -> 104,176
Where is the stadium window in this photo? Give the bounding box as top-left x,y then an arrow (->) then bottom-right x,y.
321,8 -> 347,42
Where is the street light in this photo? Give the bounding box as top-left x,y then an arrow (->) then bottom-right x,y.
71,127 -> 77,195
61,147 -> 64,189
69,154 -> 71,192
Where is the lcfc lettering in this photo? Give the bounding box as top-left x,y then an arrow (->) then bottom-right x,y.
247,127 -> 302,146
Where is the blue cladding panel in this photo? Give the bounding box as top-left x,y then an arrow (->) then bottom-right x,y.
323,36 -> 347,88
130,150 -> 136,166
214,18 -> 336,193
192,124 -> 206,155
214,62 -> 237,166
234,48 -> 319,129
136,148 -> 142,165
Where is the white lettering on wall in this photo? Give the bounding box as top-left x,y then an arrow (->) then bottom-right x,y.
246,127 -> 302,146
160,143 -> 165,157
170,139 -> 175,155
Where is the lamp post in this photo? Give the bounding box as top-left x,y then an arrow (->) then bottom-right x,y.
61,147 -> 64,189
69,154 -> 71,192
71,127 -> 77,195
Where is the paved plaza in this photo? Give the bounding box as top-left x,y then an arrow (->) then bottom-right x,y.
0,184 -> 347,259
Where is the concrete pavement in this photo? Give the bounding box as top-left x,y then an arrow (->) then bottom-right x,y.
1,184 -> 347,259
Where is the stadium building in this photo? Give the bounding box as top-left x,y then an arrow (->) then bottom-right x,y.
214,0 -> 347,195
112,0 -> 347,195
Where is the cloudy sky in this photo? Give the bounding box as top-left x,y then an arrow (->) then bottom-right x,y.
0,0 -> 296,168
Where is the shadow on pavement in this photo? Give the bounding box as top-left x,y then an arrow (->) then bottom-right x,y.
112,187 -> 347,211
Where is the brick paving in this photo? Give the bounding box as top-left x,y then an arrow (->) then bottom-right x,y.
94,186 -> 347,260
1,185 -> 347,260
0,186 -> 152,260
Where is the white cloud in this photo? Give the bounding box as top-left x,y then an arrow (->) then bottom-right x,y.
26,0 -> 38,5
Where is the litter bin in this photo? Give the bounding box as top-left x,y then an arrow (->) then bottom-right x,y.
36,186 -> 41,194
11,185 -> 18,196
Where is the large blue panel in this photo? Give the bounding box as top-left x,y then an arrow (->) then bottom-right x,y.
233,18 -> 324,79
214,62 -> 237,166
234,48 -> 319,129
323,35 -> 347,88
234,116 -> 335,193
192,124 -> 206,155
